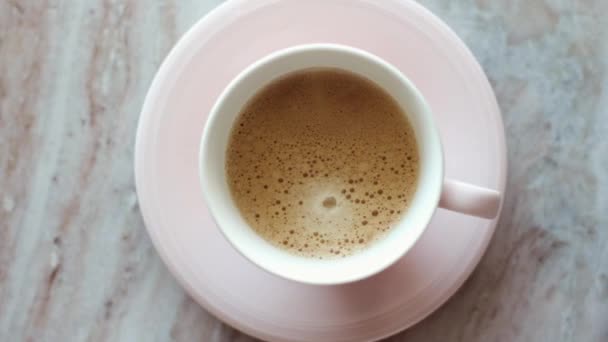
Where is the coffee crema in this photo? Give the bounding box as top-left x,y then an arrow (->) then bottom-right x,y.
226,68 -> 419,259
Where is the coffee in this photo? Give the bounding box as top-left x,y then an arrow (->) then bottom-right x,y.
225,68 -> 419,259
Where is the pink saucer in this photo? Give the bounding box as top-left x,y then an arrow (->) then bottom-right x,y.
134,1 -> 507,341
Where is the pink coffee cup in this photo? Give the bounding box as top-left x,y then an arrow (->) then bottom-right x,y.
199,44 -> 501,285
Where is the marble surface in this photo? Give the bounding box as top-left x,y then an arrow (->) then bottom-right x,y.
1,0 -> 607,341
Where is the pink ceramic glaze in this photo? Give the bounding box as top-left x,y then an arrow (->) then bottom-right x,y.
441,180 -> 501,219
135,0 -> 507,341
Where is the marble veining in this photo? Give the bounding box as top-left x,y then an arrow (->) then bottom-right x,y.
0,0 -> 606,341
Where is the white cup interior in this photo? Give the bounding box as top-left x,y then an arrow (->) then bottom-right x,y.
200,44 -> 443,285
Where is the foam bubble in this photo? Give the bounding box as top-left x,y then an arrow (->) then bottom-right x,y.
322,196 -> 337,209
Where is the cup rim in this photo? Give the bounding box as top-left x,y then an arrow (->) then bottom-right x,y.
199,43 -> 444,285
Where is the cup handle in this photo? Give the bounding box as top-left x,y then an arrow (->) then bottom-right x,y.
439,179 -> 501,219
